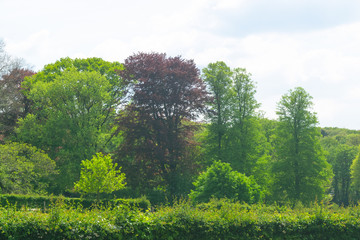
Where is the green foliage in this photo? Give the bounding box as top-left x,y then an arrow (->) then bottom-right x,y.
189,160 -> 261,203
1,199 -> 360,239
0,142 -> 57,194
203,63 -> 271,198
16,59 -> 125,192
74,153 -> 126,199
329,144 -> 357,205
320,127 -> 360,205
350,147 -> 360,200
0,194 -> 150,211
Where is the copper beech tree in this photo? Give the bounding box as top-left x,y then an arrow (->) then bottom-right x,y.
115,53 -> 208,196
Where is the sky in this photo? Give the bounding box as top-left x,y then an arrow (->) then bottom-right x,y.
1,0 -> 360,130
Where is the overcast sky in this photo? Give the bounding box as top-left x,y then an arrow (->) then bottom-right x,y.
1,0 -> 360,130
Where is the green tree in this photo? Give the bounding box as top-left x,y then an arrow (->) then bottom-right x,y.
226,68 -> 268,176
273,87 -> 332,204
189,160 -> 261,203
203,64 -> 271,195
331,144 -> 357,205
0,142 -> 57,194
202,61 -> 232,160
74,152 -> 126,200
16,66 -> 121,192
350,147 -> 360,201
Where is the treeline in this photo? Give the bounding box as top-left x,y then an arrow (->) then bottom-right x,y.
1,39 -> 360,206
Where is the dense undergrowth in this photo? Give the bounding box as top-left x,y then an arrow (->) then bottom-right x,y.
1,197 -> 360,239
0,194 -> 151,211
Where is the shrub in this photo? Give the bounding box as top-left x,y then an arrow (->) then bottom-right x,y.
74,153 -> 126,200
0,142 -> 57,194
189,160 -> 262,203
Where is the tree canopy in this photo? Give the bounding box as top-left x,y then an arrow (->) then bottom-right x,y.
0,68 -> 35,139
115,52 -> 208,196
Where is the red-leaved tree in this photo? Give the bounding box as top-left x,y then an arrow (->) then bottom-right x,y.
115,52 -> 208,196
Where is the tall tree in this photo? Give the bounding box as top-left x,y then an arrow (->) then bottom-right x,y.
116,52 -> 208,197
273,87 -> 332,204
227,68 -> 265,174
202,64 -> 270,194
16,58 -> 126,193
202,61 -> 232,160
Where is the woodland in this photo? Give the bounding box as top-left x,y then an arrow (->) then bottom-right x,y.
1,38 -> 360,209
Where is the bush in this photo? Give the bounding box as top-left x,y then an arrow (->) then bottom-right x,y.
0,142 -> 57,194
189,160 -> 262,203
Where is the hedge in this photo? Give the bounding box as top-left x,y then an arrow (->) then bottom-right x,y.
0,198 -> 359,239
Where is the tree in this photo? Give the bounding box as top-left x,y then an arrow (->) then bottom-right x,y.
273,87 -> 332,204
350,146 -> 360,201
16,62 -> 124,192
202,64 -> 270,194
116,52 -> 208,197
0,39 -> 30,140
0,142 -> 57,194
189,160 -> 261,203
226,68 -> 267,176
0,68 -> 35,139
0,39 -> 11,76
74,152 -> 126,200
202,61 -> 232,160
330,144 -> 357,206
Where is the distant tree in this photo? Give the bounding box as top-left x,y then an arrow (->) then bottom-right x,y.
116,52 -> 208,197
273,87 -> 332,204
0,39 -> 23,77
0,142 -> 57,194
345,134 -> 360,147
189,160 -> 261,203
74,153 -> 126,200
330,144 -> 357,206
320,129 -> 360,205
0,68 -> 35,139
